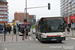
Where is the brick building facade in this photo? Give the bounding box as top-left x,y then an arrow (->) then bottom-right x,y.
14,12 -> 29,23
0,0 -> 8,25
14,12 -> 36,26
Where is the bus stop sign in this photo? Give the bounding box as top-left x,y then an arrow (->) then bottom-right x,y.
71,16 -> 75,20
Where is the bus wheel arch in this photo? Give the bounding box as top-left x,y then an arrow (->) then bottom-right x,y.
59,40 -> 62,43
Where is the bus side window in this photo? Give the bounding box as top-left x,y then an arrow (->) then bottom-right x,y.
38,24 -> 41,32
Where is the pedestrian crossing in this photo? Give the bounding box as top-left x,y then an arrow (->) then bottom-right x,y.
0,36 -> 75,43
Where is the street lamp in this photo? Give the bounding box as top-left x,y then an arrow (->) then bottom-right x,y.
24,0 -> 27,22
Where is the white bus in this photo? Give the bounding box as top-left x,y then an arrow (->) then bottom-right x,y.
35,16 -> 65,43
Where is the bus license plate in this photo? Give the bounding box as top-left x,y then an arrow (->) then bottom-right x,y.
51,39 -> 57,41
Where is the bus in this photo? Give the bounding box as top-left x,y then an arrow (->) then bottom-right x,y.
35,16 -> 65,43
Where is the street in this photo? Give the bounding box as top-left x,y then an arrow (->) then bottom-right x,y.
0,31 -> 75,50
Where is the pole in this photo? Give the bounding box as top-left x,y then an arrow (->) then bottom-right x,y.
4,23 -> 6,41
26,0 -> 27,20
16,22 -> 17,41
72,24 -> 74,36
12,32 -> 13,41
2,34 -> 3,42
4,4 -> 6,41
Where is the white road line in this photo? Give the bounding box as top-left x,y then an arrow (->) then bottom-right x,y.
66,39 -> 69,40
5,48 -> 7,50
35,39 -> 38,41
70,38 -> 75,40
30,37 -> 34,40
29,37 -> 32,40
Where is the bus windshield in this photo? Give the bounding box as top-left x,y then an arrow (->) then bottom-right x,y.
41,17 -> 65,32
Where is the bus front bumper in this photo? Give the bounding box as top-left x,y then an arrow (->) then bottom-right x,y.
41,37 -> 65,41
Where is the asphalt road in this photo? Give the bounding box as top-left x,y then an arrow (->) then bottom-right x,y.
0,32 -> 75,50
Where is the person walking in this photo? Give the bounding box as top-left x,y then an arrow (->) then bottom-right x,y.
8,26 -> 11,34
5,25 -> 7,34
14,27 -> 16,34
67,26 -> 70,34
25,24 -> 30,39
4,25 -> 7,41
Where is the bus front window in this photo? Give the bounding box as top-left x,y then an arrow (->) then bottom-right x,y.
41,18 -> 65,32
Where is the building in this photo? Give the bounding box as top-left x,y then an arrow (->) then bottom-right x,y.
14,12 -> 29,23
14,12 -> 36,26
29,15 -> 36,26
61,0 -> 75,26
0,0 -> 8,25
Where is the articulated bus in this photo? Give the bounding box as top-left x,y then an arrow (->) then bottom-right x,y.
35,16 -> 65,43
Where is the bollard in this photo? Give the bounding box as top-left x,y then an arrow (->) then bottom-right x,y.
12,33 -> 13,41
2,34 -> 3,42
4,23 -> 6,41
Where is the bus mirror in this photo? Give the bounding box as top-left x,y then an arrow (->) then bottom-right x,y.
39,21 -> 41,24
64,20 -> 66,23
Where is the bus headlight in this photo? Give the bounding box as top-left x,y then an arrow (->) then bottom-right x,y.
61,32 -> 65,37
41,34 -> 47,38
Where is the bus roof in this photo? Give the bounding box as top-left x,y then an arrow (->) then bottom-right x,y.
38,16 -> 62,20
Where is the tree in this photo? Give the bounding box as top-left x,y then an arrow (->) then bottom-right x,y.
7,24 -> 11,27
12,19 -> 14,22
32,25 -> 35,29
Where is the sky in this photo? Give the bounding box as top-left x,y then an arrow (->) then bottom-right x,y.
7,0 -> 60,22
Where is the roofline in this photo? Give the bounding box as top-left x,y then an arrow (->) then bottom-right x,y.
0,1 -> 8,4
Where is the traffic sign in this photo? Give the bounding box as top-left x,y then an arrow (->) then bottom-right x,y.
71,16 -> 75,20
3,15 -> 5,17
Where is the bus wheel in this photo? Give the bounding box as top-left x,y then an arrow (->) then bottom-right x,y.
36,36 -> 38,39
59,40 -> 62,43
40,39 -> 43,43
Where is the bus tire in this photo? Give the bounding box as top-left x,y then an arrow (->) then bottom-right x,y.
59,40 -> 62,43
40,40 -> 43,43
36,36 -> 38,39
39,38 -> 43,43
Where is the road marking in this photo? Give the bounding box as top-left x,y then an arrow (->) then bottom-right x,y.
0,34 -> 4,35
30,37 -> 34,40
29,37 -> 32,40
70,38 -> 75,40
5,48 -> 7,50
35,39 -> 38,41
66,39 -> 69,40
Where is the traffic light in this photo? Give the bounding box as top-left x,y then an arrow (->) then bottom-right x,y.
48,3 -> 50,10
71,20 -> 74,24
24,19 -> 27,22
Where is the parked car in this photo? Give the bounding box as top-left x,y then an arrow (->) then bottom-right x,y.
0,25 -> 4,33
32,28 -> 35,34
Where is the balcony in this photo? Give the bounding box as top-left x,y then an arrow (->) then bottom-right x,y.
0,5 -> 8,7
0,12 -> 8,14
0,15 -> 8,17
0,8 -> 8,10
0,18 -> 8,21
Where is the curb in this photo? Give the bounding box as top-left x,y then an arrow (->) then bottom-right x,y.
66,36 -> 75,38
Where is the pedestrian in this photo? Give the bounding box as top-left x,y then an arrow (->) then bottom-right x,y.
67,26 -> 70,34
8,26 -> 11,34
14,27 -> 16,34
5,25 -> 7,34
25,24 -> 30,39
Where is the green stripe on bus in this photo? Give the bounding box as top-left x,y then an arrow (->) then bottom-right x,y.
41,37 -> 65,39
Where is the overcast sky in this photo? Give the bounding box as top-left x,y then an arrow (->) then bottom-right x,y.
7,0 -> 60,22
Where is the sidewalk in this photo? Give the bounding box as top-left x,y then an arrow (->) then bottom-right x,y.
0,31 -> 24,43
65,29 -> 75,37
